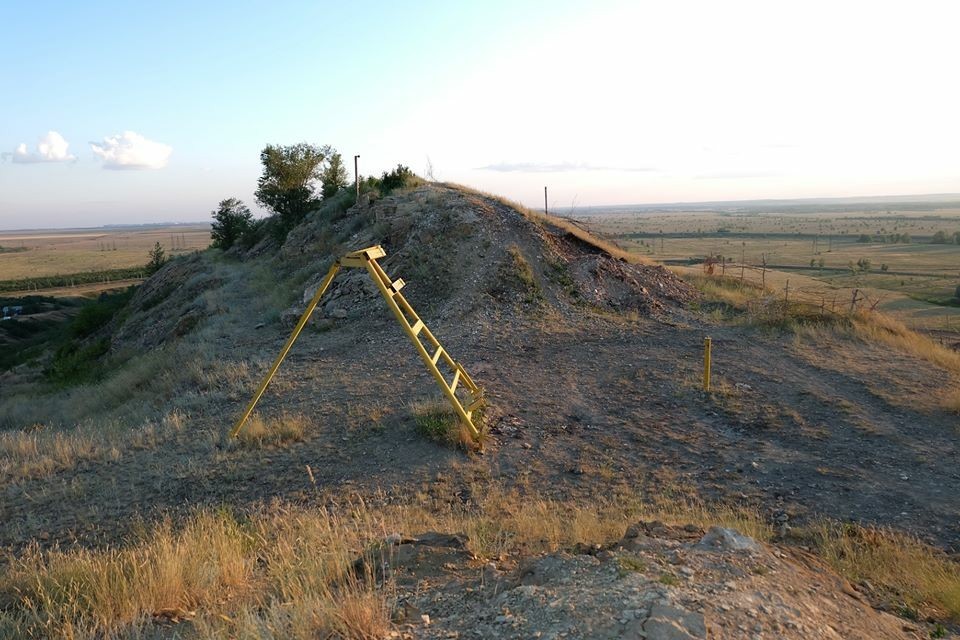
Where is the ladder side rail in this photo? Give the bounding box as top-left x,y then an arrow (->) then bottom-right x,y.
367,259 -> 440,346
363,259 -> 481,439
367,259 -> 481,396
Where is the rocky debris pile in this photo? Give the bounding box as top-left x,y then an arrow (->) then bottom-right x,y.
569,255 -> 696,314
372,521 -> 926,640
289,184 -> 697,326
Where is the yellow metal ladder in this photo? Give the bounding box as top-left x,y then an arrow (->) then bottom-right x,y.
230,245 -> 484,441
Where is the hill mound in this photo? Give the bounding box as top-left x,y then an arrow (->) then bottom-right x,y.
112,184 -> 693,351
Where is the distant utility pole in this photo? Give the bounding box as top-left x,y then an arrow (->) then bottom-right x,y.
354,155 -> 360,201
544,186 -> 548,216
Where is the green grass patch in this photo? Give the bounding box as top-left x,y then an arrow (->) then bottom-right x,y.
413,400 -> 461,445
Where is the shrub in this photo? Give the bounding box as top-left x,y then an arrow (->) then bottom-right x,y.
147,242 -> 166,274
45,338 -> 110,385
320,151 -> 349,200
379,164 -> 422,194
210,198 -> 253,250
931,230 -> 949,244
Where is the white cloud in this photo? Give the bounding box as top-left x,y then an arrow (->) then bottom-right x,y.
90,131 -> 172,169
8,131 -> 76,163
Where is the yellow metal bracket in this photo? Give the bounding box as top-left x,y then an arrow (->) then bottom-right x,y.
230,245 -> 484,441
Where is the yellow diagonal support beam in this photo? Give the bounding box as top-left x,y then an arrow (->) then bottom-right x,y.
230,261 -> 341,438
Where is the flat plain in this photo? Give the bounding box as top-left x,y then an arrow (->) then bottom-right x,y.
579,203 -> 960,330
0,224 -> 211,286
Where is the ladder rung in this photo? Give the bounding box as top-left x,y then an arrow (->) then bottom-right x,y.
431,346 -> 444,365
449,369 -> 461,393
390,278 -> 405,294
339,256 -> 367,267
468,395 -> 486,412
410,320 -> 424,336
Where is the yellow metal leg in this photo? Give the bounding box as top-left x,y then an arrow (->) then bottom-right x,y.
230,261 -> 341,438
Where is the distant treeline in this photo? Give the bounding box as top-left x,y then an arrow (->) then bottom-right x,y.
0,245 -> 29,254
0,267 -> 146,293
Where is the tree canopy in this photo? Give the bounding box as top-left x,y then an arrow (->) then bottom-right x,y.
320,151 -> 350,200
254,143 -> 328,228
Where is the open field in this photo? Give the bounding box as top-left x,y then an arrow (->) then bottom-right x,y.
0,224 -> 211,287
578,203 -> 960,331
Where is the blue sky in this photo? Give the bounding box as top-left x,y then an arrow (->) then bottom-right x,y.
1,0 -> 958,228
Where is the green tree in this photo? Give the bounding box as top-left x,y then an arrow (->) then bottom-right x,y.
320,151 -> 350,200
210,198 -> 253,250
255,143 -> 327,229
857,257 -> 872,273
147,242 -> 166,274
931,230 -> 949,244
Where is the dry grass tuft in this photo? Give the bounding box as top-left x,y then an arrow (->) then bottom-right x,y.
0,426 -> 115,483
234,411 -> 309,448
0,410 -> 188,484
0,487 -> 768,638
683,273 -> 765,309
805,522 -> 960,621
849,311 -> 960,376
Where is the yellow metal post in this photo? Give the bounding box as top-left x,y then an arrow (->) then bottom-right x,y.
230,261 -> 341,438
703,336 -> 712,392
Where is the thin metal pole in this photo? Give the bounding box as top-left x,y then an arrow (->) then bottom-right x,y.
544,186 -> 548,215
354,154 -> 360,201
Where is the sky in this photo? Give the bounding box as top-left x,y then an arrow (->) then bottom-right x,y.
1,0 -> 958,229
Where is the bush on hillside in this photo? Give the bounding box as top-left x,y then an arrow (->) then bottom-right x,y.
210,198 -> 253,250
147,242 -> 166,274
379,164 -> 422,194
